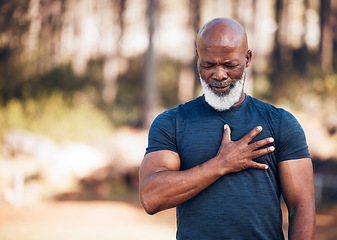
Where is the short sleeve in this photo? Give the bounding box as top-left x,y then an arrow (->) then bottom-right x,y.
145,110 -> 178,155
277,110 -> 311,162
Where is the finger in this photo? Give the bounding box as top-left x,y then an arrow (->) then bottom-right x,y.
251,145 -> 275,159
248,161 -> 269,170
241,126 -> 263,143
249,137 -> 274,151
221,124 -> 231,144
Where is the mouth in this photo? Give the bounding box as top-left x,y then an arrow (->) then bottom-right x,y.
212,85 -> 230,92
210,84 -> 232,93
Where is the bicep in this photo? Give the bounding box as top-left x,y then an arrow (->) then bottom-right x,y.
140,150 -> 181,182
279,158 -> 315,210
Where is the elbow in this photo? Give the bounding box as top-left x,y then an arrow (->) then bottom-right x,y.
142,202 -> 159,215
139,191 -> 160,215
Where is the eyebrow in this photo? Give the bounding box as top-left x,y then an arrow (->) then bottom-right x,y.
204,60 -> 236,65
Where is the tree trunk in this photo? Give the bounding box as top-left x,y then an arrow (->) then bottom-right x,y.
178,0 -> 200,103
102,0 -> 127,106
320,0 -> 333,71
274,0 -> 292,71
141,0 -> 158,129
299,0 -> 309,76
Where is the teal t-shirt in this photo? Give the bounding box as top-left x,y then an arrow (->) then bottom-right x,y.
146,95 -> 310,240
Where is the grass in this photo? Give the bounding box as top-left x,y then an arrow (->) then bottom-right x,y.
0,92 -> 114,143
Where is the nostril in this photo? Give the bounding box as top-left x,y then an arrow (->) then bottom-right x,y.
213,68 -> 228,81
212,74 -> 228,82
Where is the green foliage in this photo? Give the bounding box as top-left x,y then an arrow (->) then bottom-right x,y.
2,63 -> 101,104
253,47 -> 337,111
0,92 -> 113,142
110,56 -> 181,126
157,57 -> 180,109
254,67 -> 337,114
111,56 -> 144,126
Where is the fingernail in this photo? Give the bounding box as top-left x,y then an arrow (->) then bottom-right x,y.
257,126 -> 262,131
265,165 -> 269,170
269,137 -> 274,142
269,146 -> 275,151
224,124 -> 228,130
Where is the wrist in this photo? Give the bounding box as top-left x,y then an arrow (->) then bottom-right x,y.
209,156 -> 229,177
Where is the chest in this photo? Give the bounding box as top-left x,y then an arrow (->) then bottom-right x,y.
175,109 -> 277,171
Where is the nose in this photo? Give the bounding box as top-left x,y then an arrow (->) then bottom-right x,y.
212,66 -> 228,81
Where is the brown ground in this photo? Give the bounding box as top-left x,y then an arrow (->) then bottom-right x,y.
0,201 -> 176,240
0,201 -> 336,240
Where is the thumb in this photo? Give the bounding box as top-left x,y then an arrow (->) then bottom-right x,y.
222,124 -> 231,144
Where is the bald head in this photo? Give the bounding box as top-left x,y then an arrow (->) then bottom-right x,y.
196,18 -> 252,109
196,18 -> 248,55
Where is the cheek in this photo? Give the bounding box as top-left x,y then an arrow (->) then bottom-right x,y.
230,72 -> 242,80
198,68 -> 212,80
228,66 -> 245,80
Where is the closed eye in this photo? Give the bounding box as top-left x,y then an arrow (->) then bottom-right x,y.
224,63 -> 240,69
201,61 -> 215,69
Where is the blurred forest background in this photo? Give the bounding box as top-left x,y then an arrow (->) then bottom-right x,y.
0,0 -> 337,239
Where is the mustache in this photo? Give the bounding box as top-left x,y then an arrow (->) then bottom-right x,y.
208,81 -> 234,87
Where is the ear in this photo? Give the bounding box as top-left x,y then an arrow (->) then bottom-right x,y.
245,50 -> 252,68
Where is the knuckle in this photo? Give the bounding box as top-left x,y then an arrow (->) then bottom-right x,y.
253,141 -> 260,149
265,138 -> 272,145
249,162 -> 258,169
253,149 -> 260,158
249,132 -> 256,139
244,132 -> 253,141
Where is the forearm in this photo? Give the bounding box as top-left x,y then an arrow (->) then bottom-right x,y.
140,158 -> 222,215
288,202 -> 316,240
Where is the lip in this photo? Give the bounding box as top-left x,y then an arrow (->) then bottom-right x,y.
211,85 -> 230,92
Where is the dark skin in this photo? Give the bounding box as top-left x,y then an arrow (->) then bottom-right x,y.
196,17 -> 250,102
139,18 -> 315,240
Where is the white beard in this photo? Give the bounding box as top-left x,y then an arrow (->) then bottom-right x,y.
200,70 -> 245,111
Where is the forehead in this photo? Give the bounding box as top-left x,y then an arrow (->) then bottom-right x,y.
200,27 -> 241,48
198,43 -> 244,63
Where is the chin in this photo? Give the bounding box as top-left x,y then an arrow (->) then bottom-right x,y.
212,88 -> 231,96
200,77 -> 244,111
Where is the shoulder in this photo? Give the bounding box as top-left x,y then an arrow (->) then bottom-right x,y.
176,96 -> 205,113
157,96 -> 204,119
247,95 -> 294,120
146,97 -> 204,155
152,96 -> 204,126
246,97 -> 310,160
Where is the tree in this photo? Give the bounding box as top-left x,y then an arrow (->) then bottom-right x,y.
177,0 -> 200,103
320,0 -> 335,71
141,0 -> 158,129
274,0 -> 292,71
